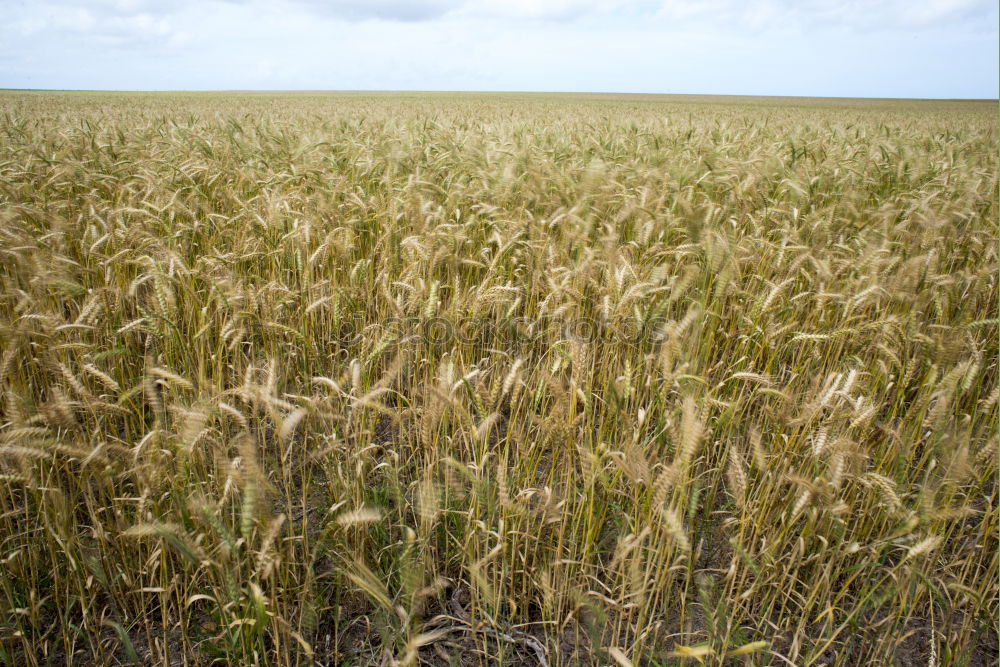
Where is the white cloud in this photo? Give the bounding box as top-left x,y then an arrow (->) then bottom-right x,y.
290,0 -> 459,22
461,0 -> 637,20
904,0 -> 986,25
654,0 -> 996,31
52,7 -> 98,32
106,12 -> 172,36
17,2 -> 183,47
0,0 -> 994,95
10,0 -> 995,28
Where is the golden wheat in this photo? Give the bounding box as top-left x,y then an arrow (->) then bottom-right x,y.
0,91 -> 995,666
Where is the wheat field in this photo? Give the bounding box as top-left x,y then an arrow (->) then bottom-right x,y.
0,92 -> 996,666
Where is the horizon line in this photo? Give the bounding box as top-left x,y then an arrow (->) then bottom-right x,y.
1,88 -> 996,102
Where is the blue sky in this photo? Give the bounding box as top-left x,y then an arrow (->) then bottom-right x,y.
1,0 -> 997,98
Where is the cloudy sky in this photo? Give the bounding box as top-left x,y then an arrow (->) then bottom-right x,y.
1,0 -> 996,97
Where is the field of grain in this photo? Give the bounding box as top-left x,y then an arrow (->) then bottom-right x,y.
0,92 -> 996,666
